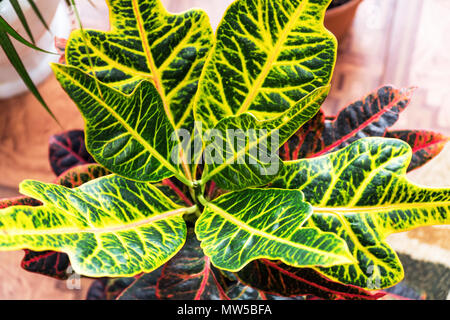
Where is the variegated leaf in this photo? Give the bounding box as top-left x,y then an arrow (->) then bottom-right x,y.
195,188 -> 355,272
194,0 -> 336,129
281,86 -> 413,160
52,64 -> 191,185
273,137 -> 450,288
201,86 -> 329,190
0,175 -> 197,277
385,130 -> 449,171
66,0 -> 213,130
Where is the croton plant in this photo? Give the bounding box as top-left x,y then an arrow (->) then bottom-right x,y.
1,0 -> 449,300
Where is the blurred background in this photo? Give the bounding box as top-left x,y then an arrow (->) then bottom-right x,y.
0,0 -> 448,299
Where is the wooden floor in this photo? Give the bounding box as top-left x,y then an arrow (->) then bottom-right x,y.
0,0 -> 448,299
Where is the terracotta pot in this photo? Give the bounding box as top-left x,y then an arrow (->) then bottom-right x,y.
0,0 -> 70,99
325,0 -> 363,42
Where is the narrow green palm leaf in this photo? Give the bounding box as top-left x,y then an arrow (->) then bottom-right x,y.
195,188 -> 355,272
26,0 -> 50,31
9,0 -> 35,44
0,30 -> 59,123
273,137 -> 450,288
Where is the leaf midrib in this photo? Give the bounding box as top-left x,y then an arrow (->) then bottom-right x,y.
236,2 -> 306,115
206,202 -> 350,262
2,206 -> 196,236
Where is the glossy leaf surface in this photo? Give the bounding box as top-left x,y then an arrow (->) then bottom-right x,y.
52,64 -> 189,185
196,188 -> 354,272
273,138 -> 450,288
195,0 -> 336,129
66,0 -> 213,130
0,175 -> 194,277
202,86 -> 329,190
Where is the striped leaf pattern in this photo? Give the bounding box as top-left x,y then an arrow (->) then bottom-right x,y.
194,0 -> 336,129
201,86 -> 329,190
0,175 -> 196,277
273,138 -> 450,288
196,188 -> 355,272
66,0 -> 213,130
52,64 -> 190,185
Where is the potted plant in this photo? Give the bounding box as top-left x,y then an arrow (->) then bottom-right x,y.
0,0 -> 448,301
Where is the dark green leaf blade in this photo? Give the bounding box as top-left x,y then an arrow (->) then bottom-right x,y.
273,137 -> 450,288
196,188 -> 355,272
9,0 -> 35,44
0,175 -> 194,277
51,64 -> 190,185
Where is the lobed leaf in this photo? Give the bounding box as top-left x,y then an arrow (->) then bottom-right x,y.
201,86 -> 329,190
65,0 -> 213,130
195,188 -> 355,272
0,175 -> 196,277
194,0 -> 336,129
52,64 -> 190,185
273,137 -> 450,288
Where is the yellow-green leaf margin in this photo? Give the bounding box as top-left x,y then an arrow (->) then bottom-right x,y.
0,175 -> 197,277
272,137 -> 450,288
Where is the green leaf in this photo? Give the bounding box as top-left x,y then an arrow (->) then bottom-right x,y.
51,64 -> 191,185
194,0 -> 336,129
9,0 -> 35,44
0,174 -> 197,277
195,188 -> 355,272
65,0 -> 213,130
0,28 -> 59,124
201,86 -> 329,190
54,164 -> 111,188
0,16 -> 55,54
272,137 -> 450,288
26,0 -> 50,31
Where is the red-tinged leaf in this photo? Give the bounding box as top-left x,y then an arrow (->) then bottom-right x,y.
54,164 -> 111,188
281,86 -> 414,160
49,130 -> 95,176
0,196 -> 41,209
155,230 -> 228,300
54,36 -> 67,64
385,130 -> 449,171
237,260 -> 385,300
21,250 -> 70,280
87,277 -> 136,300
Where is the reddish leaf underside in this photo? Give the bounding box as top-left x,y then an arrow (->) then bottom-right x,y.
385,130 -> 449,171
281,85 -> 413,160
49,130 -> 95,176
237,260 -> 385,300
